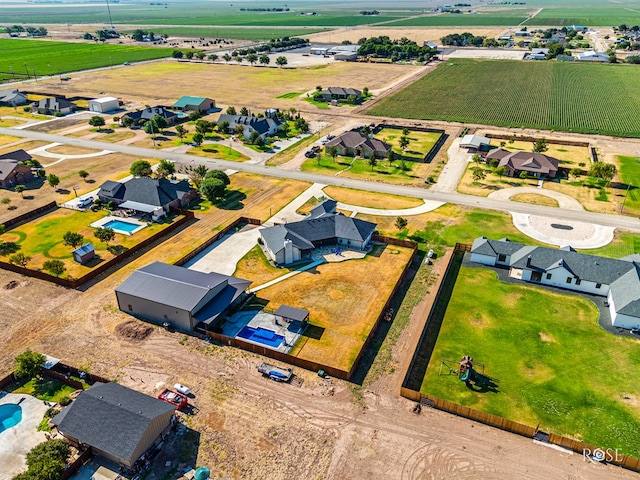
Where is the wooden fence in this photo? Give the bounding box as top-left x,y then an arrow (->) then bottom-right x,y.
174,216 -> 261,266
62,448 -> 93,480
400,242 -> 640,473
0,210 -> 195,289
206,237 -> 419,380
0,372 -> 16,390
2,201 -> 57,229
44,369 -> 84,390
485,133 -> 590,147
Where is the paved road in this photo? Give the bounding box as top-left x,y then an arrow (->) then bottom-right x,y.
3,127 -> 640,231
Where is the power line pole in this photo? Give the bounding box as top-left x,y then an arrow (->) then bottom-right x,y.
106,0 -> 114,29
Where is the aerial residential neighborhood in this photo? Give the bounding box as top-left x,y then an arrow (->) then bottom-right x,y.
2,1 -> 640,480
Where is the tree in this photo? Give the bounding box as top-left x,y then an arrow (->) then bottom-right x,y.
88,115 -> 106,131
234,124 -> 245,136
188,110 -> 201,121
533,138 -> 548,153
223,53 -> 232,63
570,167 -> 583,179
240,106 -> 249,116
494,166 -> 507,180
205,169 -> 230,185
235,55 -> 244,64
402,127 -> 410,136
327,145 -> 338,161
367,156 -> 377,170
395,217 -> 408,231
195,119 -> 214,136
362,86 -> 369,97
94,227 -> 115,244
1,197 -> 10,209
63,231 -> 84,248
200,177 -> 226,202
172,50 -> 183,59
519,171 -> 528,180
78,170 -> 89,181
121,116 -> 134,128
14,349 -> 45,379
192,132 -> 204,146
21,438 -> 71,480
14,185 -> 25,197
249,130 -> 261,145
259,54 -> 270,65
218,120 -> 229,133
294,117 -> 309,133
387,148 -> 395,165
156,159 -> 175,178
472,167 -> 486,183
9,252 -> 31,267
196,51 -> 205,61
208,54 -> 218,62
226,106 -> 237,115
246,53 -> 258,65
399,135 -> 410,153
280,122 -> 290,136
130,159 -> 152,177
472,154 -> 482,165
43,259 -> 66,277
186,164 -> 208,188
185,51 -> 194,60
47,174 -> 60,189
589,162 -> 617,183
175,124 -> 188,139
275,56 -> 288,67
360,125 -> 371,136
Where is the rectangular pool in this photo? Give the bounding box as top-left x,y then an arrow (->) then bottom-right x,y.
103,219 -> 140,233
237,326 -> 284,348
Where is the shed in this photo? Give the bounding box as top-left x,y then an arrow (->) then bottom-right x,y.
88,97 -> 120,113
310,47 -> 329,55
275,305 -> 310,323
460,134 -> 491,151
72,243 -> 96,264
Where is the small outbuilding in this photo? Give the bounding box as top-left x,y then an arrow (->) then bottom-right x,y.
460,134 -> 491,151
72,243 -> 96,264
274,305 -> 310,324
88,97 -> 120,113
172,96 -> 216,113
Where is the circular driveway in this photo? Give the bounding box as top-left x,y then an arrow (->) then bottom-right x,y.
489,187 -> 615,249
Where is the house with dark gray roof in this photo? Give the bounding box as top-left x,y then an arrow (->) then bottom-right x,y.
31,96 -> 76,115
325,131 -> 391,159
320,87 -> 362,102
97,176 -> 197,214
260,200 -> 376,265
471,237 -> 640,329
121,106 -> 178,127
486,148 -> 559,178
51,382 -> 175,468
0,88 -> 28,107
115,262 -> 250,331
0,149 -> 34,188
217,112 -> 282,140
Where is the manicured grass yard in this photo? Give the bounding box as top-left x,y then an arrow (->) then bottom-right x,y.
11,376 -> 80,403
187,143 -> 250,162
301,154 -> 430,186
233,245 -> 304,288
617,155 -> 640,216
376,128 -> 441,161
422,266 -> 640,456
0,208 -> 176,277
257,244 -> 413,372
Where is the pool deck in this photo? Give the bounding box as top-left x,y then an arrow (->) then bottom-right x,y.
89,215 -> 147,236
0,392 -> 49,480
223,310 -> 305,353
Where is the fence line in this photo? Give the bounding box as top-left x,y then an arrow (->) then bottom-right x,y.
485,133 -> 590,148
3,201 -> 57,229
0,210 -> 195,289
0,372 -> 16,390
400,242 -> 640,473
62,448 -> 93,480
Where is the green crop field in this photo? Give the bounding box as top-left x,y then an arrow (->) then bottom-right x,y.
524,7 -> 640,26
0,39 -> 174,83
121,27 -> 327,40
385,14 -> 527,27
368,59 -> 640,138
422,265 -> 640,457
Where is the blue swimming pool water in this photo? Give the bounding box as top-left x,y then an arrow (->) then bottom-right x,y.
237,326 -> 284,348
0,404 -> 22,433
103,219 -> 140,233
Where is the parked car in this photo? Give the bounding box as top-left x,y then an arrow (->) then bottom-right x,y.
77,197 -> 93,208
173,383 -> 190,395
304,150 -> 316,158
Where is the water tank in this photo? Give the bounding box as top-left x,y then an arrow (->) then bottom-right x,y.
194,467 -> 211,480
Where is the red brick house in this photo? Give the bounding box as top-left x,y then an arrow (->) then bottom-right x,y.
0,149 -> 34,188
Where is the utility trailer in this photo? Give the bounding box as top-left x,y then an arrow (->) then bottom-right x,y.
258,363 -> 293,382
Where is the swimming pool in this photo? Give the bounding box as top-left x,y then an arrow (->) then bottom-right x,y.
0,404 -> 22,433
103,219 -> 142,234
237,326 -> 284,348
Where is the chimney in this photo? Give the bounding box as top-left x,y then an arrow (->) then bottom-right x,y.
527,255 -> 531,266
284,239 -> 293,264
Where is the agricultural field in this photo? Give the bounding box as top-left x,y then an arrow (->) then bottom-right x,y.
421,265 -> 640,457
0,39 -> 174,83
523,6 -> 640,26
385,13 -> 527,27
121,27 -> 328,41
258,243 -> 414,372
368,59 -> 640,138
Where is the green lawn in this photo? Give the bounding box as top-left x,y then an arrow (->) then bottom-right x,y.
277,91 -> 305,99
422,265 -> 640,456
188,143 -> 250,162
618,155 -> 640,214
0,39 -> 174,83
11,376 -> 82,403
376,128 -> 441,161
367,59 -> 640,138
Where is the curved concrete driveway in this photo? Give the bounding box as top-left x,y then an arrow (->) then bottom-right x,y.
489,187 -> 614,248
488,186 -> 584,211
334,198 -> 443,216
29,142 -> 114,168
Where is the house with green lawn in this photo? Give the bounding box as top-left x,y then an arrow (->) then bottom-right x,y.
324,130 -> 391,159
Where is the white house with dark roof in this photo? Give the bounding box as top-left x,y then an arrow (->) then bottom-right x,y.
51,382 -> 175,468
0,88 -> 27,107
115,262 -> 250,331
31,96 -> 76,115
217,113 -> 282,140
471,237 -> 640,329
260,199 -> 376,265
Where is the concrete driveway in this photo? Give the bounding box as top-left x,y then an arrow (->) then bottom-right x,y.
432,137 -> 470,192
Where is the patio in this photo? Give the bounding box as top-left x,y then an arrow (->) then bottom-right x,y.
222,310 -> 306,353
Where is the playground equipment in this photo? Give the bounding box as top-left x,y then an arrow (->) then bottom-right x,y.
439,356 -> 486,385
458,355 -> 475,384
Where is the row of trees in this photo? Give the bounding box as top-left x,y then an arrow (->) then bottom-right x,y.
6,25 -> 47,36
357,36 -> 437,62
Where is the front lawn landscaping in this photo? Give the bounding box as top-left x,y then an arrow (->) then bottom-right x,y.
187,143 -> 250,162
376,128 -> 441,161
10,375 -> 83,403
322,186 -> 424,209
617,155 -> 640,216
233,245 -> 304,288
421,265 -> 640,457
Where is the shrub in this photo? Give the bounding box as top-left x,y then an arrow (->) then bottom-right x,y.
23,106 -> 31,112
59,396 -> 72,406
